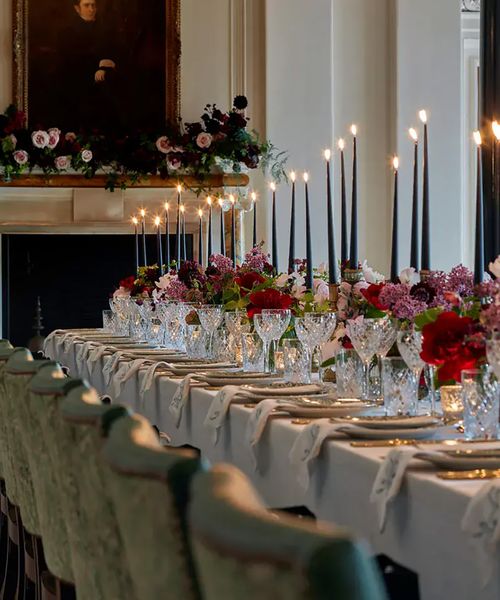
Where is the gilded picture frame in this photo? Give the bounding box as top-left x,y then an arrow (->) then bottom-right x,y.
12,0 -> 181,131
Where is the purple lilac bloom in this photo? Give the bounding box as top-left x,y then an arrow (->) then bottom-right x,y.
481,303 -> 500,333
166,279 -> 189,301
243,246 -> 272,271
447,264 -> 474,297
208,254 -> 234,275
391,297 -> 428,320
379,283 -> 411,309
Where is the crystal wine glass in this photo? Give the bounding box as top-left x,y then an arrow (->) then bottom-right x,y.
254,309 -> 291,373
195,305 -> 224,359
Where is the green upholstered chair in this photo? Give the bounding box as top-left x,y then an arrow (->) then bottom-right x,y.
4,349 -> 42,537
57,383 -> 136,600
0,340 -> 15,485
102,413 -> 202,600
188,464 -> 388,600
28,363 -> 78,586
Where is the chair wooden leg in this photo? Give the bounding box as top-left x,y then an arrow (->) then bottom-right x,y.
40,572 -> 76,600
1,502 -> 25,600
22,531 -> 38,600
0,482 -> 9,592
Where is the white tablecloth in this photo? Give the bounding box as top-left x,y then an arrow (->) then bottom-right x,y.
49,332 -> 500,600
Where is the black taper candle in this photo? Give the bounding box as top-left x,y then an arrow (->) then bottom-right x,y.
304,173 -> 313,290
181,206 -> 187,261
409,129 -> 419,270
350,126 -> 358,268
271,183 -> 278,272
420,111 -> 430,270
133,217 -> 139,275
390,157 -> 399,282
155,217 -> 164,276
230,195 -> 236,264
339,140 -> 348,265
252,192 -> 257,247
474,131 -> 485,284
198,210 -> 203,266
164,202 -> 170,272
288,172 -> 296,272
494,125 -> 500,256
175,187 -> 181,269
140,209 -> 147,266
207,197 -> 213,259
219,199 -> 226,256
325,150 -> 337,283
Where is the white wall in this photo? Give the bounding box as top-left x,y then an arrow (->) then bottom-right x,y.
396,0 -> 463,271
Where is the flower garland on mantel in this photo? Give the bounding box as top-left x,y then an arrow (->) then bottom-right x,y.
0,96 -> 286,192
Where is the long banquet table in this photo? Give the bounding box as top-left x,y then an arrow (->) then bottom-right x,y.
47,331 -> 500,600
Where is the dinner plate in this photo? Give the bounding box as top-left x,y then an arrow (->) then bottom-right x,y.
202,374 -> 281,386
332,415 -> 440,430
241,383 -> 327,396
278,400 -> 369,419
167,362 -> 236,376
416,448 -> 500,471
336,424 -> 441,440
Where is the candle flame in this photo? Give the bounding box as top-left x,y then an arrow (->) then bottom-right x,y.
176,184 -> 182,193
132,216 -> 138,225
350,124 -> 357,136
290,170 -> 296,182
393,156 -> 399,170
473,130 -> 482,146
409,128 -> 418,142
206,196 -> 212,205
198,209 -> 203,218
164,201 -> 169,211
418,110 -> 427,124
269,182 -> 276,192
218,197 -> 224,207
303,172 -> 309,183
180,204 -> 185,213
251,191 -> 257,201
338,138 -> 345,151
493,121 -> 500,140
140,208 -> 146,217
324,149 -> 331,161
229,194 -> 235,204
154,216 -> 161,227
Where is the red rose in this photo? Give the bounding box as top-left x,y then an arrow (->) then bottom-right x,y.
247,289 -> 293,318
235,271 -> 265,296
420,311 -> 485,383
119,276 -> 136,290
361,283 -> 388,311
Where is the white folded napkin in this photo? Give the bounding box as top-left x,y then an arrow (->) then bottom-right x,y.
169,373 -> 198,428
111,358 -> 148,397
103,352 -> 125,386
76,341 -> 97,366
88,345 -> 114,375
289,419 -> 346,489
245,398 -> 283,471
43,329 -> 66,358
462,480 -> 500,587
139,361 -> 172,399
204,386 -> 242,445
370,447 -> 419,533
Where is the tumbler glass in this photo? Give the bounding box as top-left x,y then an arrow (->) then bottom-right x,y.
461,368 -> 500,440
381,357 -> 419,416
282,339 -> 311,384
241,333 -> 265,373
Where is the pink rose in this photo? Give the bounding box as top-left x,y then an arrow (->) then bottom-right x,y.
55,155 -> 71,170
156,136 -> 172,154
65,132 -> 77,143
313,279 -> 330,304
196,132 -> 213,149
47,128 -> 61,149
13,150 -> 28,165
168,156 -> 181,170
81,149 -> 93,163
31,130 -> 50,149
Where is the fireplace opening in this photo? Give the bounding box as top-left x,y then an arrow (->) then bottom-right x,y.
1,233 -> 193,346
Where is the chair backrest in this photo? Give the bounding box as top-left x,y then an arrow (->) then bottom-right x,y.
102,413 -> 202,600
4,348 -> 45,535
58,383 -> 137,600
189,464 -> 388,600
0,340 -> 16,484
28,363 -> 78,583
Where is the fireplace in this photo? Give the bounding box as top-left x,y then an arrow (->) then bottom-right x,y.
1,233 -> 193,346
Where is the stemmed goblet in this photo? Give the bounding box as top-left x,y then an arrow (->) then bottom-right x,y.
195,305 -> 224,359
254,309 -> 291,373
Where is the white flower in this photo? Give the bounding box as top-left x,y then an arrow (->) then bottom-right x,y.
313,278 -> 330,304
292,281 -> 307,299
362,260 -> 384,283
399,267 -> 419,285
113,286 -> 130,299
489,256 -> 500,279
275,273 -> 289,288
196,132 -> 213,149
47,128 -> 61,149
81,149 -> 93,163
13,150 -> 28,165
317,262 -> 328,275
55,155 -> 71,170
168,156 -> 181,170
156,136 -> 172,154
156,273 -> 177,290
31,130 -> 50,149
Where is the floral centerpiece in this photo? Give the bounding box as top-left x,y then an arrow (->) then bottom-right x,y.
0,97 -> 286,190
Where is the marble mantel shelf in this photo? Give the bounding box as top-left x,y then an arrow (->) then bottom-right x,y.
0,173 -> 249,189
